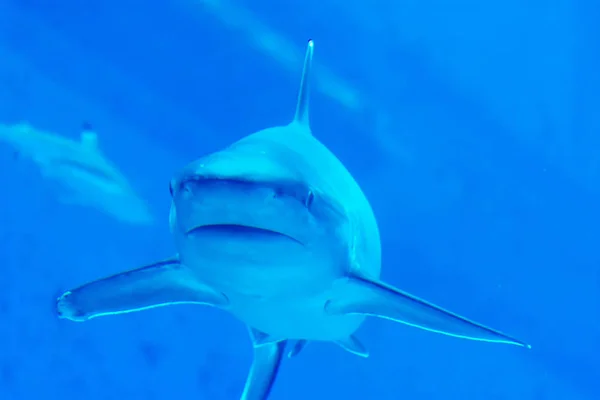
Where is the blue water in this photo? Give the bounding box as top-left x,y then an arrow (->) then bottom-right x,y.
0,1 -> 599,399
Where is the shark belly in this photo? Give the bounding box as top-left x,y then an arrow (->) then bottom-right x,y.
230,292 -> 366,341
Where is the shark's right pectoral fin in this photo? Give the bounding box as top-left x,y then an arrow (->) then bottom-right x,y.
242,330 -> 287,400
325,275 -> 530,348
56,258 -> 228,321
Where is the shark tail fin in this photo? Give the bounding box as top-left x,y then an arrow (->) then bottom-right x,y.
292,39 -> 314,130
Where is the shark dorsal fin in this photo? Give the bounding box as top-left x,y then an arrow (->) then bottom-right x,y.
80,123 -> 98,151
292,39 -> 314,132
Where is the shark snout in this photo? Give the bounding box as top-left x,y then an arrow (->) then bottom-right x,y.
171,177 -> 261,232
171,177 -> 263,209
173,146 -> 300,193
170,174 -> 312,247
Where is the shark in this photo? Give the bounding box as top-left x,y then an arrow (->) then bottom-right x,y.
0,122 -> 154,225
55,40 -> 529,399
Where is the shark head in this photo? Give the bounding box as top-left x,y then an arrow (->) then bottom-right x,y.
170,134 -> 342,243
167,127 -> 350,299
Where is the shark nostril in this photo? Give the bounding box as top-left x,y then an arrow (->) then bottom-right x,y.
272,187 -> 284,199
178,181 -> 194,196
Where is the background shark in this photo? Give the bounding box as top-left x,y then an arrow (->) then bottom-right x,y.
0,121 -> 154,225
55,41 -> 528,400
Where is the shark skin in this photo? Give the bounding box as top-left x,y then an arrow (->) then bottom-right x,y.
0,122 -> 154,225
56,40 -> 530,400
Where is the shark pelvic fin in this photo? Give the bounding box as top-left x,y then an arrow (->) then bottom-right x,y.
287,340 -> 309,358
325,275 -> 531,348
335,334 -> 369,358
241,336 -> 287,400
292,39 -> 314,131
249,327 -> 281,347
56,258 -> 228,321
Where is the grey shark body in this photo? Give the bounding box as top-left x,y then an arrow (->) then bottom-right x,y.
56,41 -> 529,399
0,122 -> 154,225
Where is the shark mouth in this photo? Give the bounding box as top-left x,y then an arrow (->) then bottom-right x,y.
186,224 -> 303,246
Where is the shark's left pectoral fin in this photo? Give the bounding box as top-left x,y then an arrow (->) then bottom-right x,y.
56,258 -> 228,321
241,334 -> 287,400
326,275 -> 530,348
